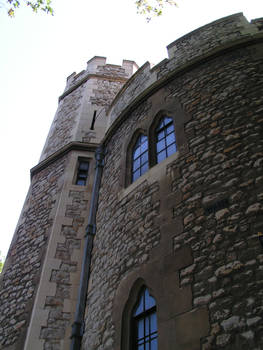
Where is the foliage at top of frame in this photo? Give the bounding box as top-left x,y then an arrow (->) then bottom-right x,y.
7,0 -> 53,17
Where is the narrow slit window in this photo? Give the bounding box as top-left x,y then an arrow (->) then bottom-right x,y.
75,160 -> 89,186
132,287 -> 158,350
90,110 -> 97,130
155,117 -> 176,164
132,134 -> 149,183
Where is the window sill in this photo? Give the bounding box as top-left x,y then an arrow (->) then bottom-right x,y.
119,151 -> 179,200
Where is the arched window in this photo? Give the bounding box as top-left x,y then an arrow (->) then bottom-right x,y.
155,117 -> 176,163
132,134 -> 149,183
132,287 -> 158,350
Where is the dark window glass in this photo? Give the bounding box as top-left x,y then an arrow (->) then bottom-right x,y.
155,117 -> 176,163
79,162 -> 89,171
132,135 -> 149,183
76,160 -> 89,185
132,287 -> 158,350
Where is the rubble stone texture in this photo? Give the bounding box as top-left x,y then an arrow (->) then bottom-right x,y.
0,12 -> 263,350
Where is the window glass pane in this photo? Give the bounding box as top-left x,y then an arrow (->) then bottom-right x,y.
145,317 -> 150,336
145,289 -> 156,310
76,159 -> 89,185
132,135 -> 149,183
137,319 -> 144,339
164,117 -> 172,125
141,163 -> 148,175
134,294 -> 144,316
166,133 -> 175,146
134,136 -> 141,148
150,313 -> 157,332
167,144 -> 177,157
133,288 -> 158,350
151,338 -> 158,350
133,158 -> 140,171
156,120 -> 164,131
141,135 -> 147,143
76,179 -> 86,186
79,162 -> 89,171
141,140 -> 148,153
141,152 -> 148,165
166,123 -> 174,134
155,117 -> 176,164
157,130 -> 164,141
133,170 -> 140,183
157,150 -> 166,163
156,140 -> 165,152
133,147 -> 141,160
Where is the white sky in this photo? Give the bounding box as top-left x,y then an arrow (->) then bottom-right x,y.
0,0 -> 262,257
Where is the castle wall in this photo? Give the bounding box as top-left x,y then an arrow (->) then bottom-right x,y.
24,150 -> 96,350
0,155 -> 68,349
107,13 -> 260,127
1,12 -> 263,350
0,58 -> 137,350
83,15 -> 263,350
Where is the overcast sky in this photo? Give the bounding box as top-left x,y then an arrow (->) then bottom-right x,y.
0,0 -> 262,257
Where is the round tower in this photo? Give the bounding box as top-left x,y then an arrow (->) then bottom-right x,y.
83,13 -> 263,350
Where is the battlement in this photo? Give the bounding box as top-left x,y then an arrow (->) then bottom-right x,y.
166,12 -> 259,61
2,11 -> 263,350
107,13 -> 263,127
65,56 -> 138,91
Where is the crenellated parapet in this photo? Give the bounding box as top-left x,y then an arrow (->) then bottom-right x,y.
84,12 -> 263,350
40,56 -> 138,162
1,12 -> 263,350
62,56 -> 138,100
107,13 -> 263,129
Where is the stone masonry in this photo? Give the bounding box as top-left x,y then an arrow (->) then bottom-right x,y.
0,58 -> 136,350
1,12 -> 263,350
0,155 -> 67,349
83,13 -> 263,350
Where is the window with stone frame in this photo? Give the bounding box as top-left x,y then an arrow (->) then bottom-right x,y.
132,134 -> 149,183
75,159 -> 89,185
132,287 -> 158,350
155,116 -> 176,164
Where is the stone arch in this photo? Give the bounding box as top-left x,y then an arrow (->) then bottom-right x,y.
120,278 -> 158,350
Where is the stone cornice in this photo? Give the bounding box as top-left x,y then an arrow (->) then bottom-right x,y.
30,142 -> 98,179
58,74 -> 128,102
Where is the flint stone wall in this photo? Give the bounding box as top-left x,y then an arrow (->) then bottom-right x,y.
83,30 -> 263,350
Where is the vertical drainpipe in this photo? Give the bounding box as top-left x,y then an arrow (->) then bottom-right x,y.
70,145 -> 105,350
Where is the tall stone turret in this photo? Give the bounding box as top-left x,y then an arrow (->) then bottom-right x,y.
0,57 -> 137,350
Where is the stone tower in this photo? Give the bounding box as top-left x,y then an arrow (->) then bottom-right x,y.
0,56 -> 138,350
1,12 -> 263,350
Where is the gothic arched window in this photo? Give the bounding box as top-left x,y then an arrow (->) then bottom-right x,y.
155,116 -> 176,164
132,134 -> 149,183
132,287 -> 158,350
